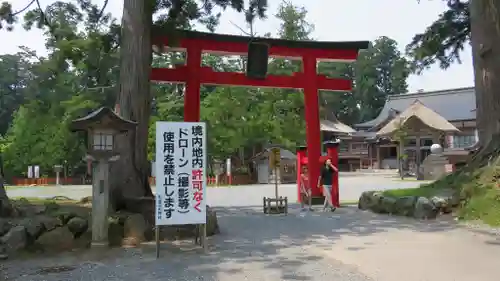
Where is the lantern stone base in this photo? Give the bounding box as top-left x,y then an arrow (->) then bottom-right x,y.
263,197 -> 288,214
421,153 -> 451,180
91,160 -> 110,248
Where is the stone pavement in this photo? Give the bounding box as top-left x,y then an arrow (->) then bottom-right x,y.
3,205 -> 500,281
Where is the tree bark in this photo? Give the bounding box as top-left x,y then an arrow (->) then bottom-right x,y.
110,0 -> 153,208
470,0 -> 500,146
0,154 -> 12,217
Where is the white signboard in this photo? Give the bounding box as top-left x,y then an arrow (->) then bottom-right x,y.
27,166 -> 33,178
34,165 -> 40,178
226,158 -> 231,176
155,122 -> 207,226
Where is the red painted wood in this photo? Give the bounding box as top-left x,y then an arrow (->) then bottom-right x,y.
184,47 -> 202,122
326,145 -> 340,207
302,55 -> 322,198
151,67 -> 352,91
155,37 -> 360,61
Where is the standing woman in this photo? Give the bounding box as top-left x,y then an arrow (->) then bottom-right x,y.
318,158 -> 338,212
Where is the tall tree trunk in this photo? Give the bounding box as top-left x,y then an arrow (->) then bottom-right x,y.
470,0 -> 500,146
110,0 -> 153,208
0,179 -> 12,217
0,154 -> 12,217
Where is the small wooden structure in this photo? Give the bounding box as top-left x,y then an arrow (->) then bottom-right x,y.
261,146 -> 289,215
53,165 -> 63,185
263,196 -> 288,214
251,147 -> 297,184
70,107 -> 137,247
377,100 -> 459,179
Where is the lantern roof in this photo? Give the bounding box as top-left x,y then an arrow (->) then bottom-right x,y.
70,107 -> 137,132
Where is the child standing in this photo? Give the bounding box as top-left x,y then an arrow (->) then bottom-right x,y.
300,165 -> 313,211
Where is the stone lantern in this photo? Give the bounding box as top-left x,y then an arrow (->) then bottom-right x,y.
53,165 -> 63,185
70,107 -> 136,247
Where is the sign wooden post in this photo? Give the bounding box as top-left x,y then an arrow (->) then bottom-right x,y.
54,165 -> 63,185
263,147 -> 288,215
271,148 -> 281,199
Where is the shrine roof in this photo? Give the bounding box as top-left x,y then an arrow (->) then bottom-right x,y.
251,148 -> 297,161
376,100 -> 460,136
320,119 -> 356,134
355,87 -> 476,129
153,29 -> 369,53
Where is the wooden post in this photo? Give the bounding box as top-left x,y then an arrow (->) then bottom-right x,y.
155,226 -> 160,259
91,159 -> 110,247
55,171 -> 60,185
416,135 -> 422,180
368,143 -> 373,169
201,224 -> 208,253
376,146 -> 381,169
274,165 -> 278,199
398,142 -> 404,179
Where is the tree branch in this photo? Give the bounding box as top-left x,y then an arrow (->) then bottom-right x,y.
35,0 -> 53,31
229,20 -> 251,36
96,0 -> 109,21
11,0 -> 36,16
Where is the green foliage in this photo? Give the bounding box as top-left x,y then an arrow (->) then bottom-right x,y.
0,0 -> 412,180
0,1 -> 117,177
406,0 -> 470,72
318,36 -> 410,124
0,53 -> 29,136
419,139 -> 500,226
382,186 -> 439,198
0,1 -> 18,30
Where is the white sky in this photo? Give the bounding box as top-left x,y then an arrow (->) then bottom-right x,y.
0,0 -> 474,92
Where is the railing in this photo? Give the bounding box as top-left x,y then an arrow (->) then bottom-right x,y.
339,150 -> 369,156
10,174 -> 254,186
149,174 -> 253,186
11,177 -> 86,186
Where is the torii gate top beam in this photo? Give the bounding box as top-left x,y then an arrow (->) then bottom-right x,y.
152,29 -> 370,61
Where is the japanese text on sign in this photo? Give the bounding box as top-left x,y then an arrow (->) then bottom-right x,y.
155,122 -> 207,226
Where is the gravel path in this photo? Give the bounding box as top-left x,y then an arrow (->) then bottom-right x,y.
5,176 -> 500,280
3,205 -> 500,280
2,205 -> 373,281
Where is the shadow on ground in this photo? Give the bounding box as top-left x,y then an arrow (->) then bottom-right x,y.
2,204 -> 461,281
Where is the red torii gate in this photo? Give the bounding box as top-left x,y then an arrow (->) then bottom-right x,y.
150,30 -> 368,199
